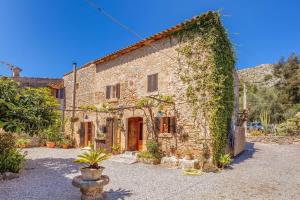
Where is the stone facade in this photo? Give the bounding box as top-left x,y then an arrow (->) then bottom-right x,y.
63,18 -> 240,157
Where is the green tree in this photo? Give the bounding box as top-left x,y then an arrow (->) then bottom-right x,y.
274,54 -> 300,104
0,78 -> 60,135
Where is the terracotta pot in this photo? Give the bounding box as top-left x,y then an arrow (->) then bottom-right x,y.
80,167 -> 104,181
61,144 -> 69,149
18,144 -> 27,148
46,141 -> 56,148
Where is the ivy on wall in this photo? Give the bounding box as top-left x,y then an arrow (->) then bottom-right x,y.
173,11 -> 235,164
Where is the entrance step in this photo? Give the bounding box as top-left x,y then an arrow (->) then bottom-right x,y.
123,151 -> 138,157
110,151 -> 138,164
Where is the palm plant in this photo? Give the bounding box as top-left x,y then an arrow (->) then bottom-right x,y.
74,148 -> 110,169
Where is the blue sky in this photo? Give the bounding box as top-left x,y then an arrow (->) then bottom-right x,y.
0,0 -> 299,78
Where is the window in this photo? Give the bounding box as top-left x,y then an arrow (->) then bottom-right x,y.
55,88 -> 65,99
55,89 -> 59,98
106,83 -> 120,99
155,116 -> 176,133
147,73 -> 158,92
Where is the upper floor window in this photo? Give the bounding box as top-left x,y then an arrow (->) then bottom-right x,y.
147,73 -> 158,92
106,83 -> 120,99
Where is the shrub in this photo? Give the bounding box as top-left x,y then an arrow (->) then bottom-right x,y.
218,154 -> 232,169
137,151 -> 155,159
0,132 -> 15,154
61,138 -> 73,145
0,133 -> 25,173
16,138 -> 30,147
264,74 -> 273,81
112,144 -> 121,154
250,130 -> 264,137
146,140 -> 161,159
277,112 -> 300,136
0,148 -> 26,173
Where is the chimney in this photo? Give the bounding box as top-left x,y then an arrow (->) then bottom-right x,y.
12,67 -> 22,77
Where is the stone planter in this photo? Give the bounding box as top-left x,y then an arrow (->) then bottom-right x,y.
46,141 -> 55,148
72,175 -> 109,200
81,167 -> 105,181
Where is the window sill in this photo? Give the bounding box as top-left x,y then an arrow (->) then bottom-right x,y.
158,132 -> 173,138
147,91 -> 159,95
107,98 -> 119,103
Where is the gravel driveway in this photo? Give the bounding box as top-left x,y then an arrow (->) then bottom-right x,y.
1,142 -> 300,200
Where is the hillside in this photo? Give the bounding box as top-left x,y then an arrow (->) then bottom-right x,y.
238,64 -> 279,87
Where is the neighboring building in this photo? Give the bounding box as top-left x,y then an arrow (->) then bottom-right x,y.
7,67 -> 65,105
63,12 -> 245,156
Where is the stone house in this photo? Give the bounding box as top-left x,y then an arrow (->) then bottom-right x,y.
2,67 -> 65,106
63,12 -> 244,157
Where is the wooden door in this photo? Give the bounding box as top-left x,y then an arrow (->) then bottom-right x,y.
138,121 -> 143,151
85,122 -> 92,147
80,122 -> 93,147
128,118 -> 143,151
128,118 -> 138,151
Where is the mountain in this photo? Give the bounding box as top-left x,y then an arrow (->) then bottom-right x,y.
238,64 -> 279,87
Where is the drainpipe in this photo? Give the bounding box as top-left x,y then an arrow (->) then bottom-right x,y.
71,62 -> 77,139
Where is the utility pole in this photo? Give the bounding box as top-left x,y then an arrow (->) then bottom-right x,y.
243,82 -> 248,136
71,62 -> 77,139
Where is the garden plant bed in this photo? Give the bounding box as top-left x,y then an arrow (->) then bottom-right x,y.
247,135 -> 300,145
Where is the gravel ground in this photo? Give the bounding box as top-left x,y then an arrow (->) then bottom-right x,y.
1,142 -> 300,200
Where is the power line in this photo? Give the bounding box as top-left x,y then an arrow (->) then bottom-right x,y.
84,0 -> 178,64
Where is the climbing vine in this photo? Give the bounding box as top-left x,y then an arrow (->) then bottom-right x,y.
173,11 -> 235,164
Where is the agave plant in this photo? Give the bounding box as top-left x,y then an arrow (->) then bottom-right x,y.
74,148 -> 110,169
260,111 -> 270,133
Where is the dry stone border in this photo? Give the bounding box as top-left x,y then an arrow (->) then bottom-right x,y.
247,135 -> 300,145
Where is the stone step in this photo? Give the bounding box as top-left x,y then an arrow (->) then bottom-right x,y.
123,151 -> 138,157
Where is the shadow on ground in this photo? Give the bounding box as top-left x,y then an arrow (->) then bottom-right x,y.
105,188 -> 133,200
22,157 -> 132,200
232,142 -> 260,165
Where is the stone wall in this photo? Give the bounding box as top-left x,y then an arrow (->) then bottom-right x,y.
63,35 -> 239,157
247,136 -> 300,145
12,77 -> 62,88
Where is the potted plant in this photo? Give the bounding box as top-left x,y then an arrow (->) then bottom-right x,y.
16,138 -> 30,148
74,148 -> 110,181
60,138 -> 73,149
46,131 -> 61,148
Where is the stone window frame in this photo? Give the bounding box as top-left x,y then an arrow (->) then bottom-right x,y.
155,116 -> 176,134
106,83 -> 120,100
